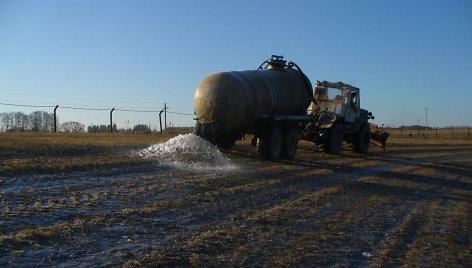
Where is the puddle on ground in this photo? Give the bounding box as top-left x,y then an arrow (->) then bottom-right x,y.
138,134 -> 238,172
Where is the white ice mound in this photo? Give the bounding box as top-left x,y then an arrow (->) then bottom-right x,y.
138,133 -> 237,171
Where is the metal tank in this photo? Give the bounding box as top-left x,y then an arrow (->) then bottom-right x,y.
194,55 -> 313,145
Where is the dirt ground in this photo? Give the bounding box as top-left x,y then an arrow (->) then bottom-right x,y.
1,136 -> 471,267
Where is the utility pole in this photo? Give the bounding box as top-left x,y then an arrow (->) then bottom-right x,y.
425,107 -> 428,131
164,103 -> 168,130
417,119 -> 420,136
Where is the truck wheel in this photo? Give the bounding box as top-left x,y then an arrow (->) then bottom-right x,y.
216,138 -> 236,150
321,124 -> 343,154
282,127 -> 298,160
257,126 -> 283,161
353,123 -> 370,154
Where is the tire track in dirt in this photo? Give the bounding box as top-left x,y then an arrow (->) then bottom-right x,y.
125,143 -> 471,266
1,167 -> 185,235
123,150 -> 424,266
371,201 -> 433,267
2,140 -> 471,267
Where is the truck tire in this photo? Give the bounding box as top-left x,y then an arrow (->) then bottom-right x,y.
321,123 -> 343,154
257,126 -> 283,161
216,138 -> 237,150
353,123 -> 370,154
282,127 -> 298,160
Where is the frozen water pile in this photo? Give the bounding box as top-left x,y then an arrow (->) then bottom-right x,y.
138,134 -> 237,171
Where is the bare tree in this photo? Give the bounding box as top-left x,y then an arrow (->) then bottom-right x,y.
1,113 -> 14,131
13,112 -> 28,131
42,112 -> 54,132
0,113 -> 7,131
61,121 -> 85,133
30,111 -> 42,131
20,112 -> 30,131
28,111 -> 54,132
0,111 -> 56,132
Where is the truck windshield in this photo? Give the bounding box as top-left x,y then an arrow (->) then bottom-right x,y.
325,88 -> 344,102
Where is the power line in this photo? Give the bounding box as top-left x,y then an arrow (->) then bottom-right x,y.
167,111 -> 194,116
0,102 -> 55,108
115,108 -> 161,113
60,105 -> 109,111
0,101 -> 194,116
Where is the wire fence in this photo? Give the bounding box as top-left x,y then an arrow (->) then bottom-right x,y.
0,101 -> 194,133
385,127 -> 471,140
1,101 -> 470,138
0,102 -> 194,115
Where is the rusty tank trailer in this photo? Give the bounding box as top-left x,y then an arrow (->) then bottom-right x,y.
194,55 -> 313,149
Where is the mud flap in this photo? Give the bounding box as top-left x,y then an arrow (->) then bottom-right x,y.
369,124 -> 389,150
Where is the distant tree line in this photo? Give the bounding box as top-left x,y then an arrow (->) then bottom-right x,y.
396,125 -> 434,130
87,124 -> 118,133
389,125 -> 471,130
0,111 -> 54,132
1,110 -> 178,133
0,111 -> 88,133
132,124 -> 151,132
87,124 -> 151,133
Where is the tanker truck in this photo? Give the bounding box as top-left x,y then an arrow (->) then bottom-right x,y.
194,55 -> 388,160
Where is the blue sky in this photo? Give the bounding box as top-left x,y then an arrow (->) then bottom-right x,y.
0,0 -> 471,129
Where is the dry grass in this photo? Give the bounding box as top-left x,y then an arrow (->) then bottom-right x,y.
1,134 -> 471,266
0,132 -> 176,174
386,128 -> 472,140
0,132 -> 176,150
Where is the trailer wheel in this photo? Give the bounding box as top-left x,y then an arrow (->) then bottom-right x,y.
353,123 -> 370,154
257,126 -> 283,161
282,127 -> 298,160
321,123 -> 344,154
193,122 -> 202,136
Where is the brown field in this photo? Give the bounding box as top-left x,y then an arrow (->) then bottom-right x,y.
1,132 -> 471,267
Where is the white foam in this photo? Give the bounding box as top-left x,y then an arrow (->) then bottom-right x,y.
138,133 -> 237,171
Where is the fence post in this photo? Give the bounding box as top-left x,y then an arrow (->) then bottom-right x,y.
159,110 -> 164,133
53,105 -> 59,133
436,127 -> 438,138
110,108 -> 115,133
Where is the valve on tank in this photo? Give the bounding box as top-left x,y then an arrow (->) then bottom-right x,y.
267,55 -> 287,69
258,55 -> 288,70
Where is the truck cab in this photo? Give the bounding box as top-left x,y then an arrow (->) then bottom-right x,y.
310,80 -> 360,123
304,80 -> 377,154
